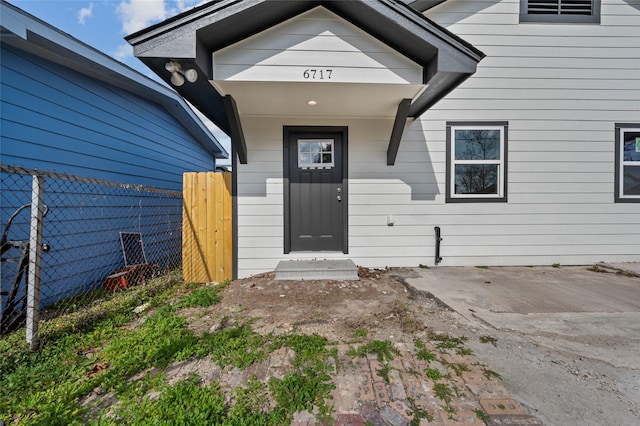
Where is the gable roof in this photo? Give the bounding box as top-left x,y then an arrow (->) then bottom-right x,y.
0,0 -> 228,160
126,0 -> 484,138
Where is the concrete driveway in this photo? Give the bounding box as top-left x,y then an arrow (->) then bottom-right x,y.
407,263 -> 640,368
406,263 -> 640,425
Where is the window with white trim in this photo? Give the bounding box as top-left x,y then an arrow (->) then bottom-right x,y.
446,122 -> 508,203
615,124 -> 640,202
520,0 -> 601,24
298,139 -> 334,168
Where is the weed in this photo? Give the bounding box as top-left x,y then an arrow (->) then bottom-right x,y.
351,328 -> 368,340
269,366 -> 335,421
449,363 -> 469,376
418,264 -> 429,269
497,403 -> 506,410
103,375 -> 226,425
406,367 -> 420,376
277,333 -> 331,368
201,322 -> 270,369
483,367 -> 502,380
175,285 -> 222,308
430,333 -> 470,355
479,335 -> 498,346
226,375 -> 281,424
407,397 -> 434,424
456,347 -> 473,356
474,408 -> 490,424
376,363 -> 392,384
99,306 -> 199,378
433,383 -> 454,405
552,263 -> 561,268
349,340 -> 400,362
414,339 -> 437,363
425,368 -> 442,381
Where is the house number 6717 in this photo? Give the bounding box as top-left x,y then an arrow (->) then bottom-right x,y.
303,69 -> 333,80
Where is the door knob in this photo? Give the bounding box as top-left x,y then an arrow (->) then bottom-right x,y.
337,195 -> 342,201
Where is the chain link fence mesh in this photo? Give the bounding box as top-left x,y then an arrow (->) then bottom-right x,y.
1,165 -> 186,340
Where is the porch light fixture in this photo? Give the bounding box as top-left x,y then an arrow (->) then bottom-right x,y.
165,60 -> 198,87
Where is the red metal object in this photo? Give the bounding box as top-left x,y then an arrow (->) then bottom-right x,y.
103,264 -> 158,290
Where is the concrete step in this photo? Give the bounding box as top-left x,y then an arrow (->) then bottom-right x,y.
274,259 -> 359,281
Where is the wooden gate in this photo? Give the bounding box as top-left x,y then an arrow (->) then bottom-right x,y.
182,172 -> 232,283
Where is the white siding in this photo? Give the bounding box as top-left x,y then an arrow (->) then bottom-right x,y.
235,1 -> 640,277
213,7 -> 422,84
417,0 -> 640,266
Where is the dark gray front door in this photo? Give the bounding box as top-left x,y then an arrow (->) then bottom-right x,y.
284,127 -> 347,253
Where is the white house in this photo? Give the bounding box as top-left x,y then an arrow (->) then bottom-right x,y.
127,0 -> 640,278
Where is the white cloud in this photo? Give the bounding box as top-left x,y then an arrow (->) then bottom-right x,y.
77,2 -> 94,25
112,43 -> 133,61
117,0 -> 167,34
116,1 -> 205,35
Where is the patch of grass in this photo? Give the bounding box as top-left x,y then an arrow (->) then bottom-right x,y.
277,333 -> 331,368
424,368 -> 442,381
0,271 -> 192,425
0,270 -> 344,425
348,340 -> 400,362
200,322 -> 271,369
175,285 -> 223,308
227,375 -> 284,425
474,408 -> 490,424
407,397 -> 434,424
479,335 -> 498,346
414,339 -> 437,363
100,375 -> 226,425
99,306 -> 200,379
483,367 -> 502,380
269,366 -> 335,420
351,328 -> 368,340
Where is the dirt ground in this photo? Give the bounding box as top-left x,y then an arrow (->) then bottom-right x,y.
180,266 -> 639,426
187,267 -> 460,345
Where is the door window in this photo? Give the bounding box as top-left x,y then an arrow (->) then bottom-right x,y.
298,140 -> 334,168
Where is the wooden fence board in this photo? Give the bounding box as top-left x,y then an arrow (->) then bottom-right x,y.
182,172 -> 232,283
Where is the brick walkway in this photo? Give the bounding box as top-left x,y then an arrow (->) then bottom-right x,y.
291,342 -> 543,426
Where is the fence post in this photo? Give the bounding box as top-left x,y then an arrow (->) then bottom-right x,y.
26,174 -> 45,351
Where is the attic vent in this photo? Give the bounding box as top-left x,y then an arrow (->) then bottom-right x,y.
528,0 -> 593,16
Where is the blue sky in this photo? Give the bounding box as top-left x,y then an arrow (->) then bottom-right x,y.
10,0 -> 231,157
10,0 -> 207,78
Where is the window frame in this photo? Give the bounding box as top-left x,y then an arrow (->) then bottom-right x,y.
446,122 -> 509,203
519,0 -> 601,24
614,123 -> 640,203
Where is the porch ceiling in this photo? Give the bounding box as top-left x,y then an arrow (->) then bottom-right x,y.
213,81 -> 425,118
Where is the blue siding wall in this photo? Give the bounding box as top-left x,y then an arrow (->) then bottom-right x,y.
1,44 -> 218,319
0,45 -> 216,191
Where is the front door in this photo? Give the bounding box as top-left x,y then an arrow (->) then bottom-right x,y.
284,127 -> 347,253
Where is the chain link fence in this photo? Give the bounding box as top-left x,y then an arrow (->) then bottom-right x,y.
1,165 -> 185,346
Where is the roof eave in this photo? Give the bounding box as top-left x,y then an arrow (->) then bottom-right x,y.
127,0 -> 483,129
